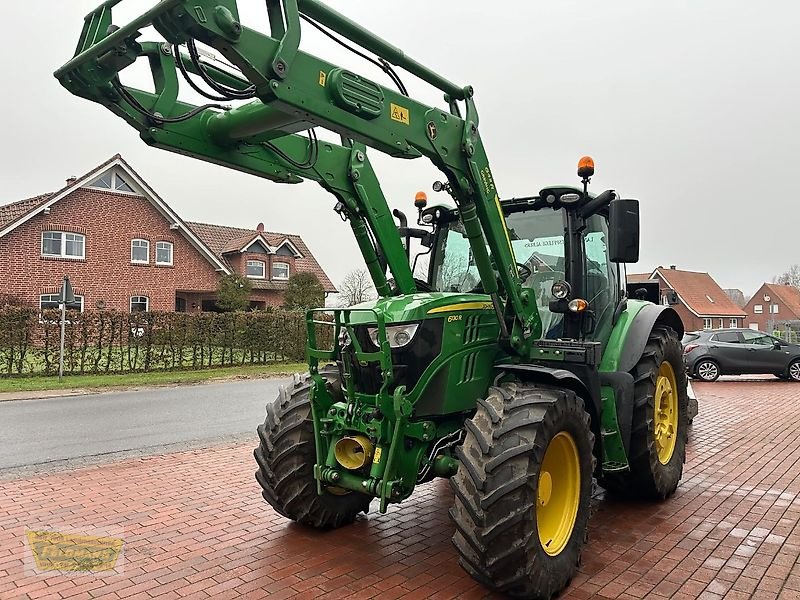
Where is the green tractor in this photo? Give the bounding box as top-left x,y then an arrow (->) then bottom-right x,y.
56,1 -> 688,597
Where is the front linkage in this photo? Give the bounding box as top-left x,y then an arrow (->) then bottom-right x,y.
307,308 -> 460,513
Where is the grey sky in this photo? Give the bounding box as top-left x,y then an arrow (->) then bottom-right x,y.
1,1 -> 798,297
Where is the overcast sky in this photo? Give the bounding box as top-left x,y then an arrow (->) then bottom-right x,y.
1,1 -> 798,296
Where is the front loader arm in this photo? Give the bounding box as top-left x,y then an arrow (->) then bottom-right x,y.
55,0 -> 542,347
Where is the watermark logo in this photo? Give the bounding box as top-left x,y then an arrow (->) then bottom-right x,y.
26,530 -> 124,573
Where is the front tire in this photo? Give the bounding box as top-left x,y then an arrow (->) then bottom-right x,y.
449,383 -> 594,599
605,326 -> 689,499
254,370 -> 371,528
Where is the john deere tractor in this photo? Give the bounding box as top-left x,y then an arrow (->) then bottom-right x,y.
56,2 -> 688,597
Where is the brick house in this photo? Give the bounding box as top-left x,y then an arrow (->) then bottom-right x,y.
0,155 -> 335,312
742,283 -> 800,332
628,266 -> 746,332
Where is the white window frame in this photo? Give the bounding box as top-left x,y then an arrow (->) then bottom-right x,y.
87,170 -> 137,195
130,296 -> 149,313
754,304 -> 763,314
703,318 -> 713,330
39,294 -> 84,312
131,239 -> 150,264
41,231 -> 85,259
719,319 -> 724,329
272,261 -> 290,281
770,304 -> 779,314
246,260 -> 266,279
729,318 -> 737,328
155,241 -> 173,266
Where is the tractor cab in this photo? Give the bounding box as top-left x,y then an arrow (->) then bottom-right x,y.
408,157 -> 641,350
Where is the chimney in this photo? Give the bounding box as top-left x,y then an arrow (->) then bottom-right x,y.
66,176 -> 77,184
670,265 -> 676,270
256,222 -> 264,232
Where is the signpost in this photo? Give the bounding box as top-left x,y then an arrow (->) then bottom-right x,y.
58,275 -> 74,382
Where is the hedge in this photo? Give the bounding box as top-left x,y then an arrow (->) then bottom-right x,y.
0,307 -> 330,377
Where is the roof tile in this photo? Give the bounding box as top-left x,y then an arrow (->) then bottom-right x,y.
656,268 -> 746,317
186,221 -> 336,292
0,194 -> 53,230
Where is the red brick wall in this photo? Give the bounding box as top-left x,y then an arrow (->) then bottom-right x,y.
0,187 -> 221,312
742,284 -> 792,332
648,274 -> 741,332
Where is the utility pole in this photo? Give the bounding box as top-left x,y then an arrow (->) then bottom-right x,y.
58,275 -> 74,382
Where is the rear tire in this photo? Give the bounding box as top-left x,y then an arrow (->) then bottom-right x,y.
449,383 -> 594,599
695,359 -> 720,382
254,369 -> 371,528
604,326 -> 689,499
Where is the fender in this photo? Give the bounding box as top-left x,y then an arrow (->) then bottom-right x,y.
496,363 -> 602,438
602,302 -> 684,375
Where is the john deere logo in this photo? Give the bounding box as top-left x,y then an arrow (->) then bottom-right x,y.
427,121 -> 437,140
26,530 -> 124,572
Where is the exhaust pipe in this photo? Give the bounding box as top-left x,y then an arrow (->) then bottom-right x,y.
334,435 -> 374,470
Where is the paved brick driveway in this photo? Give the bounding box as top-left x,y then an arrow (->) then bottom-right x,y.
2,379 -> 800,599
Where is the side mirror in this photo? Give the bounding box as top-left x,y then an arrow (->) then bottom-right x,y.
608,198 -> 640,263
773,340 -> 782,350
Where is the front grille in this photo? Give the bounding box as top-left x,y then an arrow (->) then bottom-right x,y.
339,319 -> 444,395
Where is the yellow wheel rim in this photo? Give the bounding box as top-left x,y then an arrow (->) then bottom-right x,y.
654,360 -> 679,465
536,431 -> 581,557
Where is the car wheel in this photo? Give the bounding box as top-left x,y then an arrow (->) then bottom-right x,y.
695,360 -> 720,382
789,360 -> 800,382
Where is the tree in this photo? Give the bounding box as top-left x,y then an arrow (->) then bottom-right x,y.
283,272 -> 325,309
338,269 -> 376,307
774,265 -> 800,289
215,274 -> 252,312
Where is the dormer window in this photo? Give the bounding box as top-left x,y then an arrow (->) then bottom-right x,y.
247,260 -> 265,279
88,170 -> 136,194
272,261 -> 290,280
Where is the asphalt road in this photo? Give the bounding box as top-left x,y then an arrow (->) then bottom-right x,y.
0,378 -> 289,474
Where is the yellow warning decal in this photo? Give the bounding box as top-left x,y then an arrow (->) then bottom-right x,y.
373,447 -> 382,463
390,103 -> 410,125
427,301 -> 493,314
318,71 -> 327,86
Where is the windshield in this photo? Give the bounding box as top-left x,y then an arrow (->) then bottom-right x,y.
432,207 -> 616,341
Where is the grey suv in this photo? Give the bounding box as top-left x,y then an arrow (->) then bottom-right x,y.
683,329 -> 800,382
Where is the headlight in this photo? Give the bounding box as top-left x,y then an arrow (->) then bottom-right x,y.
551,280 -> 571,300
367,323 -> 420,349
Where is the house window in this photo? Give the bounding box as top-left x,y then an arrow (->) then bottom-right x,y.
156,241 -> 173,265
88,171 -> 136,194
770,304 -> 779,314
130,296 -> 149,313
131,239 -> 149,263
703,318 -> 713,330
39,294 -> 84,312
41,231 -> 85,259
719,319 -> 724,329
246,260 -> 265,279
729,319 -> 737,328
754,304 -> 763,314
272,261 -> 290,280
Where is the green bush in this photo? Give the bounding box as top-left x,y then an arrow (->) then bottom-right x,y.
0,306 -> 330,377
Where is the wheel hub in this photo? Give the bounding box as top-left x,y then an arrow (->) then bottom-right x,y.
654,361 -> 679,464
536,431 -> 580,557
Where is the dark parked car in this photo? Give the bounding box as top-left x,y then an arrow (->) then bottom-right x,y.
683,328 -> 800,382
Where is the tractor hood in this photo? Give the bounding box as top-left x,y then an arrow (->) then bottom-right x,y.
345,292 -> 494,324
